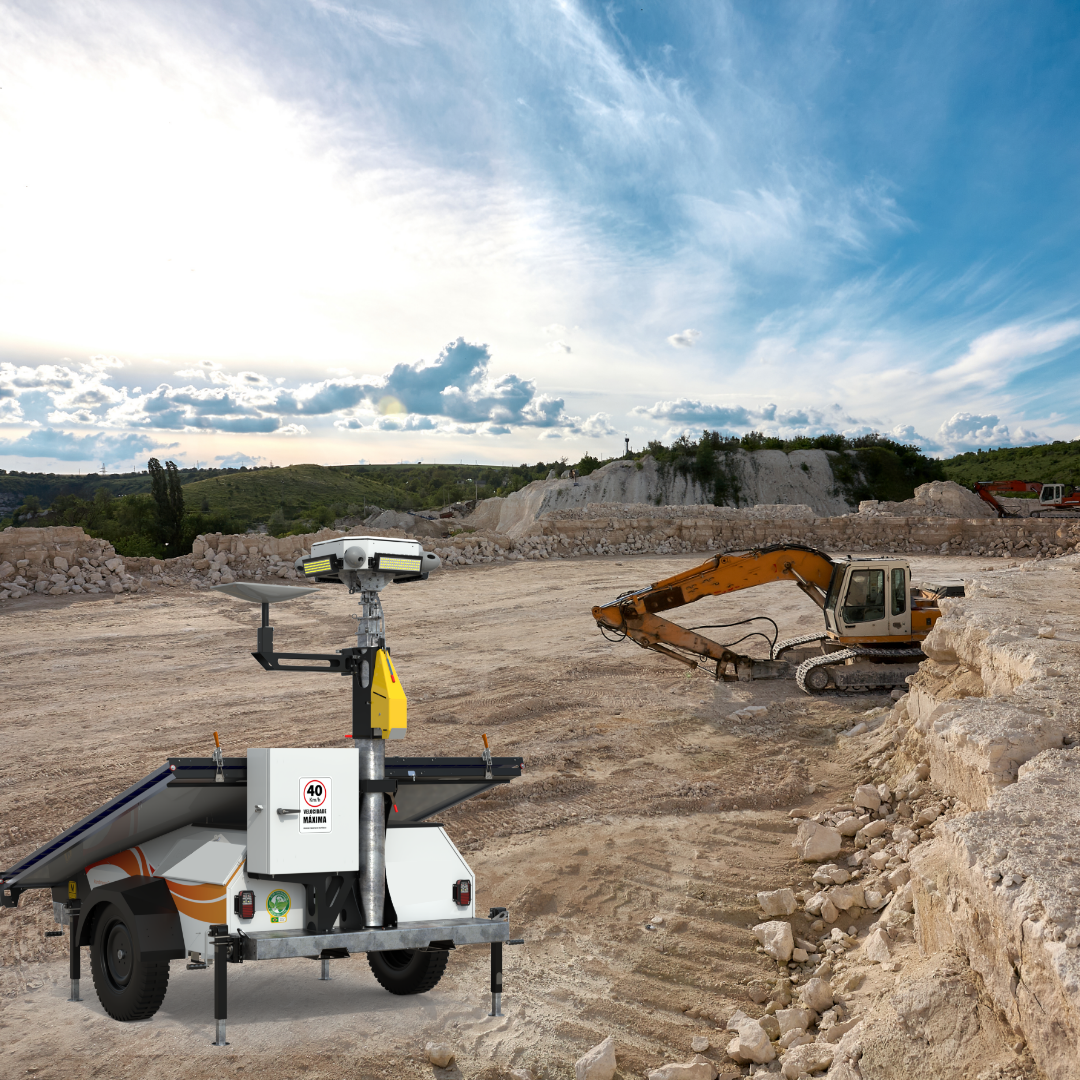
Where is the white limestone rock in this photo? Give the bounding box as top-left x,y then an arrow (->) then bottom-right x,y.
724,1020 -> 775,1065
752,920 -> 794,962
853,784 -> 881,810
794,821 -> 843,862
425,1042 -> 455,1068
780,1042 -> 834,1079
575,1036 -> 617,1080
799,977 -> 834,1012
649,1062 -> 717,1080
775,1007 -> 814,1035
757,888 -> 797,917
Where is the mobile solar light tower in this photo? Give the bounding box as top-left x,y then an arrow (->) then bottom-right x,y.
1,536 -> 523,1043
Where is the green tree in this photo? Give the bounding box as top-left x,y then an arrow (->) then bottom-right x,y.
148,458 -> 186,552
12,494 -> 41,525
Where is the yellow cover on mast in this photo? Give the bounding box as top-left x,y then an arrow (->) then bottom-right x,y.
371,648 -> 407,739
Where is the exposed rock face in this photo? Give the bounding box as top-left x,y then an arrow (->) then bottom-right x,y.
911,751 -> 1080,1080
844,963 -> 1020,1079
468,449 -> 853,536
894,554 -> 1080,1080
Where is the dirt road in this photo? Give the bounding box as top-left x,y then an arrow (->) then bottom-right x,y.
0,552 -> 992,1079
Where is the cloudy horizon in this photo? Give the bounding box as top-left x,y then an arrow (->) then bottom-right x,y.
2,1 -> 1079,472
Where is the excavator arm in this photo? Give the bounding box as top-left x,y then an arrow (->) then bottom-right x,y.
592,545 -> 837,678
973,480 -> 1042,517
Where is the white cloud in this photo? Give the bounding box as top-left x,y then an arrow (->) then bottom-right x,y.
935,412 -> 1043,454
579,412 -> 617,437
667,329 -> 702,349
932,319 -> 1080,390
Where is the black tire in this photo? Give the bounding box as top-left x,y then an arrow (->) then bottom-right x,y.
90,903 -> 170,1021
367,948 -> 449,995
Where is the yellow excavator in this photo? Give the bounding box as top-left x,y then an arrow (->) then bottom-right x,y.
592,544 -> 952,694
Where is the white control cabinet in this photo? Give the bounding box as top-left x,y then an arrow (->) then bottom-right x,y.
247,748 -> 359,874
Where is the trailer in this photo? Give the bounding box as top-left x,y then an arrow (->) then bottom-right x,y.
1,537 -> 524,1045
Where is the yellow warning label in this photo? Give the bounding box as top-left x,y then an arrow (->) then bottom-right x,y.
68,880 -> 77,899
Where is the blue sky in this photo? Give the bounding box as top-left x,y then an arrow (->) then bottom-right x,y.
2,0 -> 1079,471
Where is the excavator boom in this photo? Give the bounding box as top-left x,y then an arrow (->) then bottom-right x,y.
973,480 -> 1042,516
592,545 -> 836,678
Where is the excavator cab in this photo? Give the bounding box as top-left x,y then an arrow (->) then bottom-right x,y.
822,559 -> 911,643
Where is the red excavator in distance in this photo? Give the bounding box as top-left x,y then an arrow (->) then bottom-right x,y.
973,480 -> 1080,517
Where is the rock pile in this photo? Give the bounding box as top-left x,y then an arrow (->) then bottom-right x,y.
857,480 -> 995,519
728,768 -> 962,1076
0,527 -> 138,599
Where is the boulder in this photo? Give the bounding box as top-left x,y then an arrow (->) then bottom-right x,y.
863,927 -> 893,964
793,821 -> 843,862
575,1036 -> 616,1080
425,1042 -> 454,1068
725,1019 -> 775,1065
827,885 -> 865,911
757,1014 -> 780,1040
780,1042 -> 834,1079
647,1063 -> 716,1080
757,888 -> 797,917
775,1008 -> 814,1036
799,977 -> 833,1012
853,784 -> 881,810
752,920 -> 794,962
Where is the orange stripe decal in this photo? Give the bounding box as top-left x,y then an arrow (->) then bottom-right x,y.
171,894 -> 227,923
86,849 -> 142,879
166,880 -> 226,902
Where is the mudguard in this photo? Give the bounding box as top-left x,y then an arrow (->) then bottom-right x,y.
77,876 -> 186,962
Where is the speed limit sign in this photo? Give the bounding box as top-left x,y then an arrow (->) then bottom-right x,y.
299,777 -> 332,832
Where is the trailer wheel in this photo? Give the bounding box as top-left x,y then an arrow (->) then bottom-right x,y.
90,903 -> 171,1021
367,948 -> 449,995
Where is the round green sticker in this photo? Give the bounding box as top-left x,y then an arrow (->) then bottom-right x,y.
266,889 -> 291,918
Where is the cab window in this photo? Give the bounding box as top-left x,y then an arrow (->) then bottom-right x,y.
841,569 -> 885,624
891,567 -> 906,615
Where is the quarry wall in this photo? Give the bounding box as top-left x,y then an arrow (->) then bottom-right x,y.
469,450 -> 855,536
821,559 -> 1080,1080
5,508 -> 1080,598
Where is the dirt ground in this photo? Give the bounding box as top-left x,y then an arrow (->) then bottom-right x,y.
0,551 -> 997,1079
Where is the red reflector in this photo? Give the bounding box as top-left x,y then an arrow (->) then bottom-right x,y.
234,890 -> 255,919
452,879 -> 471,907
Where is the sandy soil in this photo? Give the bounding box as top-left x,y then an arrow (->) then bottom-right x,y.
0,551 -> 999,1079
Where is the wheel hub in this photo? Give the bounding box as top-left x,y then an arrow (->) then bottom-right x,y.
105,922 -> 134,989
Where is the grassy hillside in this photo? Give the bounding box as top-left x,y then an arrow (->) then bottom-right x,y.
0,465 -> 256,515
0,460 -> 573,546
185,461 -> 564,526
943,441 -> 1080,488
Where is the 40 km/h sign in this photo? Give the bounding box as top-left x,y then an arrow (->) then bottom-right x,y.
299,776 -> 332,833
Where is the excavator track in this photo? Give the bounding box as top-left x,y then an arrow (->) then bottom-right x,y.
796,646 -> 925,694
771,633 -> 827,660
